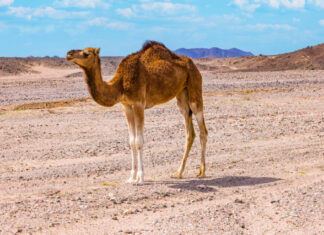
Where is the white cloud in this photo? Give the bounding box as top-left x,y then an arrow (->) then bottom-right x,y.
280,0 -> 305,8
247,23 -> 295,30
0,0 -> 13,6
266,0 -> 280,8
106,21 -> 132,30
232,0 -> 260,11
139,2 -> 196,15
319,19 -> 324,26
116,8 -> 136,18
167,15 -> 204,23
222,14 -> 243,22
86,17 -> 132,30
233,0 -> 305,10
54,0 -> 110,8
309,0 -> 324,8
86,17 -> 108,26
115,2 -> 196,19
0,20 -> 55,34
8,6 -> 88,20
292,17 -> 300,22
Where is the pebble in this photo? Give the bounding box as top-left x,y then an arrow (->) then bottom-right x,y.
152,189 -> 159,194
123,209 -> 135,215
234,199 -> 244,204
197,185 -> 207,190
271,199 -> 280,204
162,192 -> 170,197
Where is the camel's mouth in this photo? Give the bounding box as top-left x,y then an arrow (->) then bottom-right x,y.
66,50 -> 81,61
66,54 -> 73,61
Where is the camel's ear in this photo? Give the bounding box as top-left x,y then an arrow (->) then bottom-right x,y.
95,48 -> 101,55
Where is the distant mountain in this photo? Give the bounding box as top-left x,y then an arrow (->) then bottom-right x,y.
193,43 -> 324,72
236,43 -> 324,71
174,47 -> 254,58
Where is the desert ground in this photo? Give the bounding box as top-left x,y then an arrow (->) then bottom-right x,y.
0,58 -> 324,234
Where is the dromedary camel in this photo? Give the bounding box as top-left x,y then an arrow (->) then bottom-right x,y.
66,41 -> 207,184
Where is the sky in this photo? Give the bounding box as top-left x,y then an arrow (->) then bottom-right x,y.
0,0 -> 324,57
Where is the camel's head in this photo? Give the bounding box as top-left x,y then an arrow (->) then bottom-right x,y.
66,47 -> 101,69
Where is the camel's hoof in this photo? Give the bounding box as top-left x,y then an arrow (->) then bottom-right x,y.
135,178 -> 144,185
126,178 -> 137,184
135,171 -> 144,184
196,172 -> 206,178
172,172 -> 182,179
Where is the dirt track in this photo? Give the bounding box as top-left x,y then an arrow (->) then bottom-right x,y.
0,66 -> 324,234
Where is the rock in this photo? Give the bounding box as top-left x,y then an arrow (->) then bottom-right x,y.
152,189 -> 159,194
234,199 -> 244,204
13,228 -> 23,234
271,199 -> 280,204
120,197 -> 128,203
162,192 -> 170,197
123,209 -> 135,215
197,185 -> 207,190
107,193 -> 115,199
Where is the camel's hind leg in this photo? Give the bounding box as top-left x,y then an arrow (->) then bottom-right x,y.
190,102 -> 208,178
173,89 -> 195,179
186,58 -> 208,177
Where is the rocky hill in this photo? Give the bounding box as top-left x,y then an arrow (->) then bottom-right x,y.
174,47 -> 254,58
195,43 -> 324,72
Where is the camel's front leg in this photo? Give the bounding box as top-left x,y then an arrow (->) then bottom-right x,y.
133,104 -> 145,184
123,105 -> 137,183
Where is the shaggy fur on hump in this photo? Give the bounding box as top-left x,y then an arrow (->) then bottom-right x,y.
140,40 -> 166,52
116,41 -> 181,91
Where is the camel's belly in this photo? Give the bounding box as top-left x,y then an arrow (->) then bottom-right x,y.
145,74 -> 187,108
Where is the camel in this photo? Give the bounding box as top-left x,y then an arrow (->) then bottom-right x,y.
66,41 -> 208,184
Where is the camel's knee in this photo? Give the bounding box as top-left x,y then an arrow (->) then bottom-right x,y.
129,136 -> 136,150
135,136 -> 144,150
195,112 -> 208,136
199,132 -> 207,143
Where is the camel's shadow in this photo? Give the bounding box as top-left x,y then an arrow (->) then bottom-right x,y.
156,176 -> 281,192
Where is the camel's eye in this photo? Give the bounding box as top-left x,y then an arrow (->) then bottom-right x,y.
83,51 -> 90,57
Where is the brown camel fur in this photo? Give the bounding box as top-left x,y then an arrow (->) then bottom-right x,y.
66,41 -> 208,184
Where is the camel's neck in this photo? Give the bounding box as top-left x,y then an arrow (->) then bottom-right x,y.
83,59 -> 121,107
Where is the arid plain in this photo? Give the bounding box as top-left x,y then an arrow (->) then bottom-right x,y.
0,52 -> 324,234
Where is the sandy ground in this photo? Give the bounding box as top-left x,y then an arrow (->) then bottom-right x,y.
0,66 -> 324,234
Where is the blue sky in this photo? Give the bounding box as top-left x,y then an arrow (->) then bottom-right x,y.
0,0 -> 324,57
